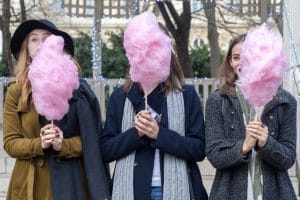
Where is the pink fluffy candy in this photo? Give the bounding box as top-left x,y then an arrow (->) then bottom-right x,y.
28,35 -> 79,121
124,11 -> 172,93
237,23 -> 287,113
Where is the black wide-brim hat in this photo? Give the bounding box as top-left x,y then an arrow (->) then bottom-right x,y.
10,19 -> 74,59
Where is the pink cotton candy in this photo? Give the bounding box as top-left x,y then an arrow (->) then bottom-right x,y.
123,11 -> 172,93
237,23 -> 287,113
28,35 -> 79,121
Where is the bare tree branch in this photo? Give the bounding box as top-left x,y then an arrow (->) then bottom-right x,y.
156,1 -> 176,33
164,1 -> 182,26
156,0 -> 193,77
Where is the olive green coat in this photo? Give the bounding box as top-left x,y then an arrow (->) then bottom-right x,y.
3,82 -> 83,200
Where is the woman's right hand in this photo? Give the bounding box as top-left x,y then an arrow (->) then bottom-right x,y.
134,110 -> 160,139
40,124 -> 59,149
134,111 -> 148,137
241,133 -> 257,156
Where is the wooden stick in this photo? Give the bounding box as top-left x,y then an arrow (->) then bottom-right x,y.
145,94 -> 148,110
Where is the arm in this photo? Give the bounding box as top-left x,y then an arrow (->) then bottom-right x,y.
3,84 -> 44,159
205,92 -> 251,169
155,86 -> 206,161
257,96 -> 297,170
100,89 -> 145,162
56,136 -> 82,158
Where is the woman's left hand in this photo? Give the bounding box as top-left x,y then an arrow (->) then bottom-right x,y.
246,121 -> 269,148
134,110 -> 159,139
51,126 -> 64,151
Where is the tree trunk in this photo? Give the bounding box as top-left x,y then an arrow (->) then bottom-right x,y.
201,0 -> 221,78
1,0 -> 13,75
20,0 -> 27,22
156,1 -> 193,77
259,0 -> 271,23
175,30 -> 193,77
92,0 -> 103,79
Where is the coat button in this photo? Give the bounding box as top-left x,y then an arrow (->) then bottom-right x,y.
231,125 -> 234,129
134,162 -> 138,166
270,132 -> 274,135
231,111 -> 234,114
37,159 -> 45,167
269,115 -> 274,120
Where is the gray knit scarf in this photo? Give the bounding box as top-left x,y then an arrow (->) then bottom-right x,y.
112,91 -> 190,200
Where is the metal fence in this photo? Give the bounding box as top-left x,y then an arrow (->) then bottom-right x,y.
87,78 -> 218,121
0,77 -> 218,122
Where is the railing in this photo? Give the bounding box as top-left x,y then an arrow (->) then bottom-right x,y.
87,78 -> 219,121
0,77 -> 218,123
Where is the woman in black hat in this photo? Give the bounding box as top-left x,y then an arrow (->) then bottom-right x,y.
3,19 -> 111,200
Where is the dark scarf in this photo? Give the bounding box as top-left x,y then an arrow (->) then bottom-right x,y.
41,79 -> 111,200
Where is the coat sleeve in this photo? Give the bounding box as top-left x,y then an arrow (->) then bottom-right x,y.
56,136 -> 82,158
101,88 -> 145,162
3,84 -> 44,159
155,86 -> 206,162
257,94 -> 297,170
205,92 -> 251,169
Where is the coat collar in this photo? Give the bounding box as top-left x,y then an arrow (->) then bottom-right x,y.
14,83 -> 32,113
220,88 -> 291,115
262,89 -> 292,115
126,82 -> 164,114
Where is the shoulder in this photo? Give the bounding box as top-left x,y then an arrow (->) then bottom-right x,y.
6,81 -> 21,98
271,88 -> 297,111
110,86 -> 126,99
182,84 -> 197,97
181,85 -> 200,105
7,81 -> 20,90
276,88 -> 297,105
107,86 -> 126,107
182,84 -> 195,91
205,90 -> 230,113
77,79 -> 95,100
207,90 -> 225,103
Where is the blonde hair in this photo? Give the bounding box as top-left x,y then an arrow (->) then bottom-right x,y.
14,36 -> 32,109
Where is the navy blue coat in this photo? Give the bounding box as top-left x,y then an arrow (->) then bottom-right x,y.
101,83 -> 208,200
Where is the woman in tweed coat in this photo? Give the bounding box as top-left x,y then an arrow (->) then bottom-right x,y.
205,34 -> 297,200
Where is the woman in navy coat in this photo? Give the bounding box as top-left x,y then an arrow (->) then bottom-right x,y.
101,12 -> 207,200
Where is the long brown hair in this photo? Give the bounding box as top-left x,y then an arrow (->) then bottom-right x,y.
123,23 -> 184,94
218,34 -> 246,94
